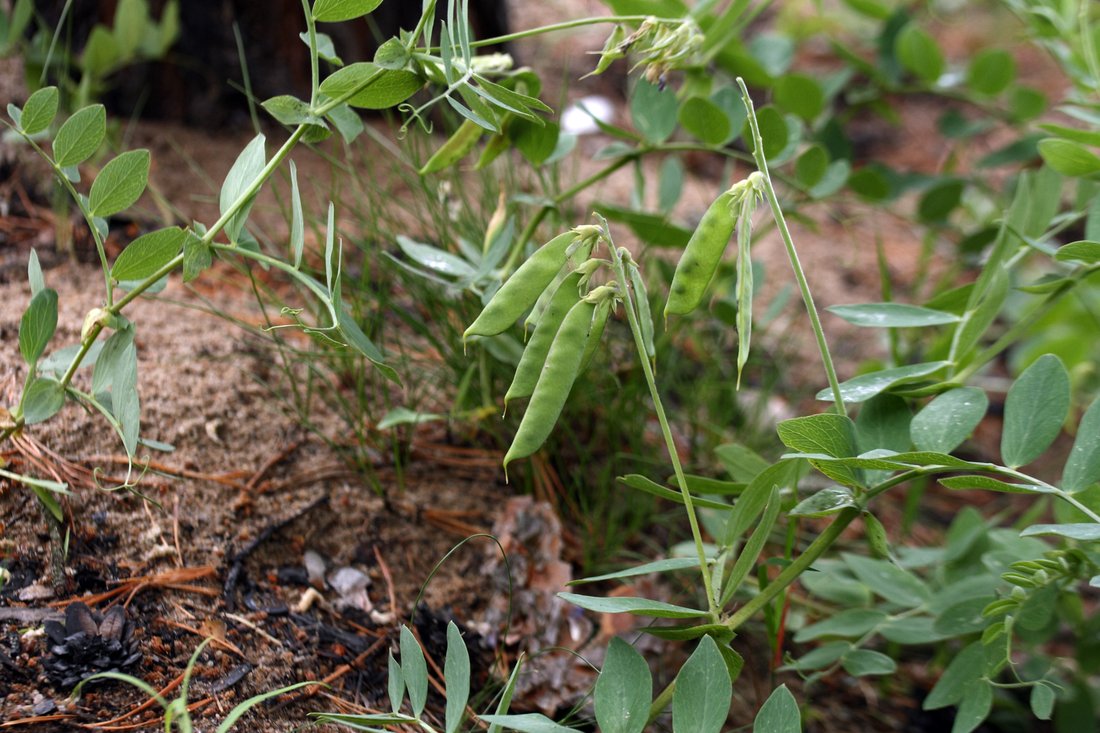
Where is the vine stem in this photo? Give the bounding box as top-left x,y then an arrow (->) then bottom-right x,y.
737,78 -> 846,414
468,15 -> 654,49
607,234 -> 718,618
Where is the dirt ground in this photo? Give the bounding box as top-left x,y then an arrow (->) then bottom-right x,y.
0,2 -> 1073,732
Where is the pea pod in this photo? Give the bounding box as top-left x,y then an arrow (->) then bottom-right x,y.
664,189 -> 737,317
506,271 -> 583,408
579,296 -> 613,373
419,119 -> 484,175
503,298 -> 597,473
464,231 -> 576,342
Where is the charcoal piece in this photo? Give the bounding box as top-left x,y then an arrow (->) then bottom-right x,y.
41,602 -> 142,691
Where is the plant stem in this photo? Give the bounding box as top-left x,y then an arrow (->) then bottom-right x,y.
468,15 -> 654,49
608,239 -> 717,617
301,0 -> 320,107
737,78 -> 846,414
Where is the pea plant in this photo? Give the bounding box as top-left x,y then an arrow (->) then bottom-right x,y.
0,0 -> 553,520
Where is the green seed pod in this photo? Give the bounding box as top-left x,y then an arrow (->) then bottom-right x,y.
506,271 -> 584,407
579,295 -> 613,373
419,119 -> 484,175
665,189 -> 737,317
503,298 -> 597,474
464,231 -> 576,342
863,512 -> 891,559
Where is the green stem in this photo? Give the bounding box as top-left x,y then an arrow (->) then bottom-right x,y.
468,15 -> 654,49
737,78 -> 845,413
608,239 -> 717,617
301,0 -> 320,107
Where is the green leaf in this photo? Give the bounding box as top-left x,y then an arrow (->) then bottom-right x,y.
910,387 -> 988,454
841,649 -> 896,677
879,616 -> 949,645
182,231 -> 212,283
19,288 -> 58,366
114,342 -> 140,455
618,474 -> 734,511
261,95 -> 325,128
952,680 -> 992,733
715,442 -> 770,482
387,652 -> 404,713
795,145 -> 828,188
510,119 -> 559,166
934,597 -> 993,636
219,134 -> 266,242
19,86 -> 59,135
773,73 -> 823,122
22,377 -> 65,424
1063,397 -> 1100,492
300,30 -> 343,65
1055,240 -> 1100,263
673,636 -> 731,733
319,62 -> 423,109
967,49 -> 1015,95
923,642 -> 985,709
595,638 -> 651,733
478,714 -> 575,733
376,407 -> 444,430
1020,523 -> 1100,541
856,393 -> 911,453
91,326 -> 134,396
794,609 -> 887,642
748,105 -> 789,159
594,203 -> 691,248
843,554 -> 930,608
678,96 -> 730,145
53,105 -> 106,167
326,102 -> 364,144
312,0 -> 382,22
288,161 -> 304,268
27,249 -> 44,296
816,361 -> 949,404
789,485 -> 857,518
1038,139 -> 1100,178
558,592 -> 709,619
753,684 -> 800,733
396,236 -> 477,279
1030,683 -> 1056,720
939,475 -> 1043,494
896,24 -> 944,84
918,179 -> 965,223
111,227 -> 185,281
444,622 -> 469,733
827,303 -> 959,328
777,414 -> 860,486
400,626 -> 427,717
570,557 -> 700,585
1001,354 -> 1069,468
720,487 -> 781,605
631,79 -> 678,143
89,149 -> 150,217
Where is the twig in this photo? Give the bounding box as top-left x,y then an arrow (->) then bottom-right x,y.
223,495 -> 329,611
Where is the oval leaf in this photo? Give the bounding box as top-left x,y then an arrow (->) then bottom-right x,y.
89,149 -> 150,217
673,636 -> 731,733
400,626 -> 428,717
20,86 -> 59,135
828,303 -> 959,328
1038,139 -> 1100,178
841,649 -> 897,676
816,361 -> 949,404
1019,523 -> 1100,541
595,638 -> 652,733
444,622 -> 470,733
319,62 -> 423,110
220,134 -> 266,242
558,592 -> 708,619
910,387 -> 988,454
53,104 -> 106,167
22,377 -> 65,424
1054,240 -> 1100,264
678,96 -> 730,145
19,287 -> 58,366
1063,397 -> 1100,492
753,684 -> 801,733
111,227 -> 186,282
312,0 -> 382,22
1001,354 -> 1069,468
